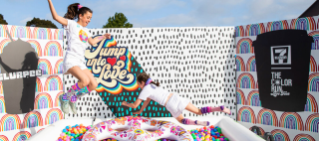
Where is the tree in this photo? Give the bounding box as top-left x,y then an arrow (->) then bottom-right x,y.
103,13 -> 133,28
26,17 -> 57,29
0,14 -> 8,25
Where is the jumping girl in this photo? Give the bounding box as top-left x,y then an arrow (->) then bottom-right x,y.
122,73 -> 231,126
48,0 -> 111,114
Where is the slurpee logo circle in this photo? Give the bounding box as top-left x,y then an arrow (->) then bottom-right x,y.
79,30 -> 88,43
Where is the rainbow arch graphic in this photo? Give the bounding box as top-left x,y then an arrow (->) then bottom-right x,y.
308,31 -> 319,50
32,27 -> 52,40
236,56 -> 245,71
309,55 -> 317,72
54,91 -> 64,107
304,93 -> 318,113
38,59 -> 53,75
26,40 -> 42,57
54,59 -> 63,74
12,131 -> 31,141
308,73 -> 319,92
0,25 -> 8,38
10,26 -> 32,38
256,80 -> 259,89
235,26 -> 244,37
257,108 -> 278,126
246,56 -> 256,72
305,113 -> 319,133
246,90 -> 261,106
266,20 -> 289,32
0,114 -> 21,131
237,106 -> 256,123
236,73 -> 255,89
0,96 -> 5,113
0,38 -> 12,54
271,129 -> 290,141
291,17 -> 317,31
0,135 -> 9,141
22,111 -> 43,128
44,41 -> 63,57
236,89 -> 246,105
44,75 -> 63,91
34,92 -> 53,109
36,77 -> 43,92
245,23 -> 265,36
236,38 -> 254,54
293,134 -> 316,141
45,108 -> 64,125
279,112 -> 304,131
54,29 -> 64,40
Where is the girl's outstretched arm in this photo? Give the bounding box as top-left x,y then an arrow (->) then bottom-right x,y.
88,34 -> 111,46
132,98 -> 151,115
48,0 -> 68,26
122,99 -> 143,109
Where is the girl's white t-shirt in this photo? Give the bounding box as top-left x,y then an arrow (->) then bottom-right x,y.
138,84 -> 171,106
64,20 -> 92,62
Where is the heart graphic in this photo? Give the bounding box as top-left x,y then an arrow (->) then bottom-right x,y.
107,57 -> 117,66
120,56 -> 126,61
101,126 -> 106,130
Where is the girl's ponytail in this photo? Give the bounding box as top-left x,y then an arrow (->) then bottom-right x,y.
64,3 -> 79,20
137,73 -> 160,87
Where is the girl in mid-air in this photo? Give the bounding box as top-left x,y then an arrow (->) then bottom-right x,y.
48,0 -> 111,114
122,73 -> 231,126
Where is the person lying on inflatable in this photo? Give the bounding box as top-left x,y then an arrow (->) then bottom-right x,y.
122,73 -> 231,126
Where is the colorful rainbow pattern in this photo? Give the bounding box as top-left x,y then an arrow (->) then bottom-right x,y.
266,20 -> 289,32
279,112 -> 304,131
0,38 -> 12,54
304,93 -> 318,113
236,38 -> 254,54
0,25 -> 8,38
236,56 -> 245,71
22,111 -> 43,128
0,135 -> 9,141
246,56 -> 256,72
309,55 -> 317,72
257,108 -> 278,126
44,41 -> 63,57
45,108 -> 63,125
308,73 -> 319,92
44,75 -> 63,91
236,89 -> 246,105
36,77 -> 43,92
235,26 -> 244,37
32,27 -> 52,40
237,106 -> 256,123
305,113 -> 319,133
54,59 -> 63,74
10,26 -> 32,38
54,29 -> 64,40
34,92 -> 53,109
54,91 -> 64,107
290,17 -> 317,31
0,96 -> 5,113
38,59 -> 52,75
26,40 -> 42,57
293,134 -> 316,141
245,23 -> 265,36
12,131 -> 31,141
246,90 -> 261,106
271,129 -> 290,141
308,31 -> 319,50
0,114 -> 21,131
236,73 -> 255,89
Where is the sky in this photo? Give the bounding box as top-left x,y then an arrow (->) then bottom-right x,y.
0,0 -> 317,29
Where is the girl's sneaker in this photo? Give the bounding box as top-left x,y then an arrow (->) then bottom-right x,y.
59,93 -> 70,114
69,95 -> 78,114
